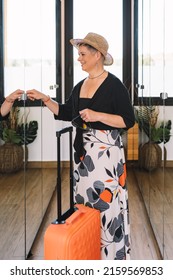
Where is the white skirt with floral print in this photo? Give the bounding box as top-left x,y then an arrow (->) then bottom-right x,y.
73,129 -> 130,260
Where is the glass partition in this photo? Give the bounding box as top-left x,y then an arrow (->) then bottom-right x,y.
135,0 -> 173,259
0,0 -> 56,259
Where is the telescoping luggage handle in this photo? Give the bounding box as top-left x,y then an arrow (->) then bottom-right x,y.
53,126 -> 74,224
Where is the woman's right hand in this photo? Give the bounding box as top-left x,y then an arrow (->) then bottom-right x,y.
6,89 -> 24,103
1,89 -> 24,117
26,89 -> 48,102
27,89 -> 59,115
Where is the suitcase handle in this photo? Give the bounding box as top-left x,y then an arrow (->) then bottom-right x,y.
54,126 -> 74,224
56,126 -> 73,137
66,204 -> 88,225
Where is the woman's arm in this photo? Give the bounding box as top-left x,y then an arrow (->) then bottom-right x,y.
26,89 -> 59,115
0,89 -> 23,116
79,109 -> 127,128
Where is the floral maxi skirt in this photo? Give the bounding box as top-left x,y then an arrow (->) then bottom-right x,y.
73,129 -> 130,260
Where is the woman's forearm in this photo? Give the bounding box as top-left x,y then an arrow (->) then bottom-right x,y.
26,89 -> 59,115
42,95 -> 59,115
80,109 -> 127,128
1,99 -> 14,116
99,112 -> 126,128
1,89 -> 24,116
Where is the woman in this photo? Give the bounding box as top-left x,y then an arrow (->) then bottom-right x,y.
27,32 -> 135,260
0,89 -> 24,118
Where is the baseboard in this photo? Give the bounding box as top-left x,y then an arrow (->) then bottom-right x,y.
163,160 -> 173,168
27,160 -> 173,169
27,161 -> 70,169
127,160 -> 173,168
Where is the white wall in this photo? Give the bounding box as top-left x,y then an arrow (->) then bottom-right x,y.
26,106 -> 173,162
26,107 -> 72,162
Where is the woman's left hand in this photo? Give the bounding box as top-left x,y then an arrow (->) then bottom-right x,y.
80,109 -> 126,128
79,109 -> 99,123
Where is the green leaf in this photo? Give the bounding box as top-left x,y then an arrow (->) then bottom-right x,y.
17,121 -> 38,145
2,128 -> 21,144
135,106 -> 172,144
0,107 -> 38,145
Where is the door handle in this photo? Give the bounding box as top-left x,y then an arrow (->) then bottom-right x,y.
160,92 -> 168,99
49,84 -> 59,90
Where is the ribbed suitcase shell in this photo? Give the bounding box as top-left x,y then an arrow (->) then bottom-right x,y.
44,127 -> 101,260
44,204 -> 101,260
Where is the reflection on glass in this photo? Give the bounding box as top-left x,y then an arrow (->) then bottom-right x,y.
136,0 -> 173,260
4,0 -> 56,97
0,0 -> 56,259
138,0 -> 173,98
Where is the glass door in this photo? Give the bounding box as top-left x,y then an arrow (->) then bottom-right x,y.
136,0 -> 165,258
161,0 -> 173,260
135,0 -> 173,259
1,0 -> 56,259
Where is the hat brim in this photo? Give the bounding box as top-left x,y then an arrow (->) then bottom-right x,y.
70,38 -> 113,66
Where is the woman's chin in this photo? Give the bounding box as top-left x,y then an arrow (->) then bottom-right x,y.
81,66 -> 87,72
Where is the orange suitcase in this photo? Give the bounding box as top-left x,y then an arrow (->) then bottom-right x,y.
44,127 -> 101,260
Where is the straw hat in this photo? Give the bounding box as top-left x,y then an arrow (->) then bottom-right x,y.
70,32 -> 113,66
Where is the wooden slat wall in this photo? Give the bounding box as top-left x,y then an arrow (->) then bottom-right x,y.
127,123 -> 139,160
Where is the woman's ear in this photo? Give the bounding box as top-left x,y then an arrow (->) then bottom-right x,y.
96,51 -> 104,64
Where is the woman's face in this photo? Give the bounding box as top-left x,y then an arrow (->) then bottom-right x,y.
77,45 -> 100,73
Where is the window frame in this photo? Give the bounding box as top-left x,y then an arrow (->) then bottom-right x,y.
64,0 -> 73,101
123,0 -> 132,94
0,0 -> 4,104
56,0 -> 62,103
133,0 -> 173,106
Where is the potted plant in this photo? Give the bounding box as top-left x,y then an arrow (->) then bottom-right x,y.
135,105 -> 172,171
0,106 -> 38,173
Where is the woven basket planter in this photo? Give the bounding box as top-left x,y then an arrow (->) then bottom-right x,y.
139,142 -> 162,171
0,143 -> 24,173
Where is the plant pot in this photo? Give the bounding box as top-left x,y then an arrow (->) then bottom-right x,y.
139,142 -> 162,171
0,143 -> 24,173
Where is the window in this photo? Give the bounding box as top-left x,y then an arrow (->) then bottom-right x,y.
0,0 -> 61,104
73,0 -> 123,84
135,0 -> 173,105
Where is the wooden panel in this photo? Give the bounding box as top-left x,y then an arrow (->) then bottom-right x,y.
127,123 -> 139,160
